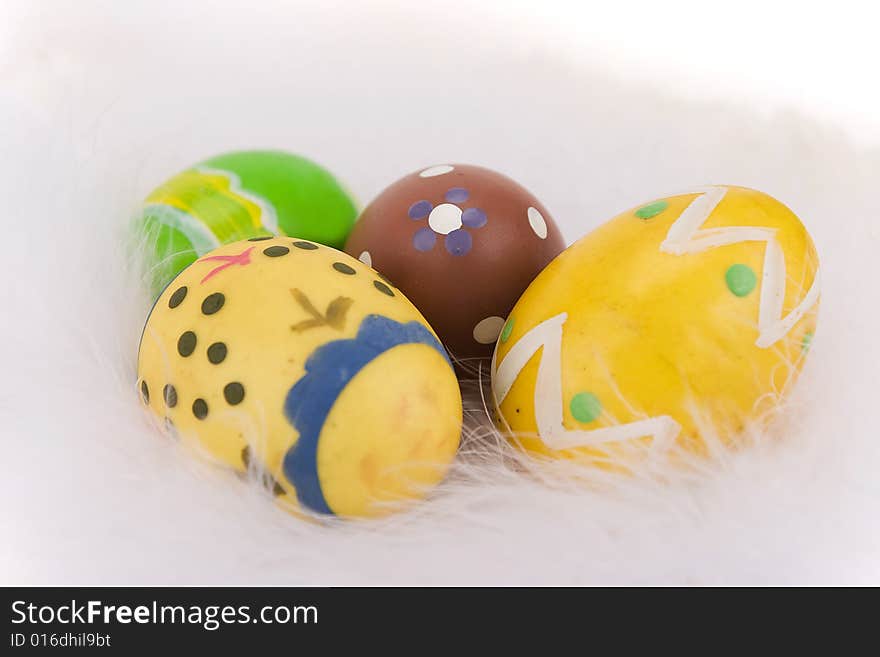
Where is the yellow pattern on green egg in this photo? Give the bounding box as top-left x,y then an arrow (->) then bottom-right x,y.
144,168 -> 268,244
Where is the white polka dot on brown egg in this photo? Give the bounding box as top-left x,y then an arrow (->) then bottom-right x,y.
472,316 -> 506,345
528,206 -> 548,239
419,164 -> 454,178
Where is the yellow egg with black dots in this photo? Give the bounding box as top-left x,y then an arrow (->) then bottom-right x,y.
491,186 -> 820,464
137,236 -> 463,518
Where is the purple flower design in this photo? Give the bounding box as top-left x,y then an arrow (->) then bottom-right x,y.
407,187 -> 487,256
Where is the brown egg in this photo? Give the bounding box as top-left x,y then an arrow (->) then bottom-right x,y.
344,164 -> 565,362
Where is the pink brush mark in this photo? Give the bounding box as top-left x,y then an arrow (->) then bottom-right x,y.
198,246 -> 255,283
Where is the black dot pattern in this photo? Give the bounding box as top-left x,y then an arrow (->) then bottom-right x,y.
140,380 -> 149,404
163,384 -> 178,408
248,236 -> 273,241
192,398 -> 208,420
264,245 -> 289,257
377,273 -> 394,287
207,342 -> 227,364
223,382 -> 245,405
168,286 -> 188,308
177,331 -> 197,357
373,280 -> 394,297
292,241 -> 318,250
201,293 -> 225,315
333,262 -> 356,275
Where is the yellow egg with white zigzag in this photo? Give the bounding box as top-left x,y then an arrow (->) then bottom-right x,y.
491,186 -> 820,463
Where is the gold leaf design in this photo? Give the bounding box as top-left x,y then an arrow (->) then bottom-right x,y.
290,288 -> 353,333
325,297 -> 354,330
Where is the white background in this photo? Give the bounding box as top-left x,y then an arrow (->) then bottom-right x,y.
473,0 -> 880,142
4,0 -> 879,141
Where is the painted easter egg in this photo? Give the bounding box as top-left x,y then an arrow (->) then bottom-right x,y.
137,237 -> 462,518
491,186 -> 820,463
344,164 -> 565,362
136,150 -> 358,297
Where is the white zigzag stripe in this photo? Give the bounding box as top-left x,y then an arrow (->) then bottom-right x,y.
491,313 -> 681,451
660,186 -> 821,348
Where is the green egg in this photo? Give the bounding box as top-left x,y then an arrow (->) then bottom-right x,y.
135,150 -> 358,297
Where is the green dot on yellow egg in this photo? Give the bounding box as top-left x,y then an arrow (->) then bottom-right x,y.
500,317 -> 515,343
725,264 -> 757,297
570,392 -> 602,424
635,200 -> 668,219
802,331 -> 814,353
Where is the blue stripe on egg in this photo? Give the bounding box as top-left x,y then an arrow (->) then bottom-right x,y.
282,315 -> 450,515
